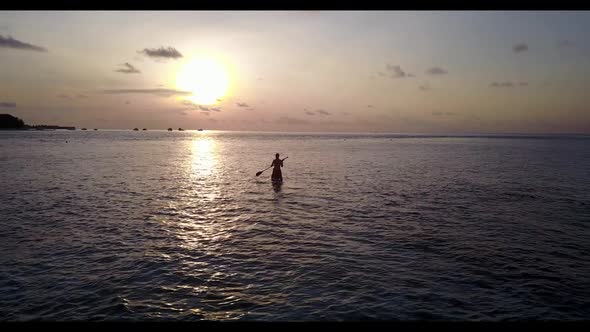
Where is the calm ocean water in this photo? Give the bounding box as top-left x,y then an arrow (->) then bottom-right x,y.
0,130 -> 589,321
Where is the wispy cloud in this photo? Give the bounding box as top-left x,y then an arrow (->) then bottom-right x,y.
367,105 -> 374,108
101,88 -> 191,97
386,64 -> 414,78
490,81 -> 528,88
77,94 -> 89,99
57,94 -> 71,99
426,67 -> 448,75
236,102 -> 249,107
491,82 -> 512,87
115,62 -> 141,74
432,111 -> 456,116
305,110 -> 316,116
275,116 -> 310,125
0,35 -> 47,52
0,102 -> 16,108
490,81 -> 529,88
419,83 -> 431,91
180,100 -> 222,113
513,43 -> 528,53
557,40 -> 575,48
138,46 -> 183,59
316,109 -> 331,116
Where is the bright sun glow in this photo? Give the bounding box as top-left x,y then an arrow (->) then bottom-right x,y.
176,58 -> 229,105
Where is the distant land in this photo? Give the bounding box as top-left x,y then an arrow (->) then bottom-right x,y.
0,114 -> 75,130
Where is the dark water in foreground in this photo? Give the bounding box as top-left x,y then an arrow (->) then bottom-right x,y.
1,130 -> 589,320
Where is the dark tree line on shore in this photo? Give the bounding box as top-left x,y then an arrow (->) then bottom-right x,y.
0,114 -> 75,130
0,114 -> 25,129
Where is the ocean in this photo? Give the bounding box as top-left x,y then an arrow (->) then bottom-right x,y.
1,130 -> 589,320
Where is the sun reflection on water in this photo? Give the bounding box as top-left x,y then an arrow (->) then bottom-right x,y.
157,133 -> 249,320
189,134 -> 217,179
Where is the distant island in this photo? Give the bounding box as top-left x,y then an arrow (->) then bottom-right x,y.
0,114 -> 75,130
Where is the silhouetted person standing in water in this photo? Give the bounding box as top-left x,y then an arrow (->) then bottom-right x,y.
271,153 -> 284,182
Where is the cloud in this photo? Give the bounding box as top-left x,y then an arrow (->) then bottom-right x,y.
386,65 -> 414,78
0,102 -> 16,108
138,46 -> 183,59
419,84 -> 431,91
275,116 -> 310,125
236,102 -> 249,107
101,88 -> 191,97
0,35 -> 47,52
77,94 -> 89,99
367,105 -> 374,108
115,62 -> 141,74
513,43 -> 528,53
57,94 -> 72,99
305,110 -> 316,116
426,67 -> 448,75
432,111 -> 456,116
490,81 -> 528,88
316,109 -> 331,116
557,40 -> 575,48
180,101 -> 221,113
490,82 -> 508,87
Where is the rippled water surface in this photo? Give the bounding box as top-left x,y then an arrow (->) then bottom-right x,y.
1,130 -> 589,320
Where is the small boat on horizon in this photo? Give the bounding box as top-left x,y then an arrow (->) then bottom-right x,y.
142,128 -> 147,131
178,128 -> 184,131
198,128 -> 203,131
167,128 -> 173,131
133,128 -> 139,131
81,128 -> 87,130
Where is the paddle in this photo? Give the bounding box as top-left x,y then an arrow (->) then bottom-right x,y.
256,157 -> 288,177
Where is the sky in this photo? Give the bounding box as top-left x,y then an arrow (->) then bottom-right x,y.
1,11 -> 589,133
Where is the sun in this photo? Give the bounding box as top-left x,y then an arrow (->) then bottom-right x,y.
176,58 -> 229,105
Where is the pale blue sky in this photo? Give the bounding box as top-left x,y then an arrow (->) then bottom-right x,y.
1,11 -> 589,132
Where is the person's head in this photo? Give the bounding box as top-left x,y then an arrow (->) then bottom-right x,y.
275,153 -> 280,159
